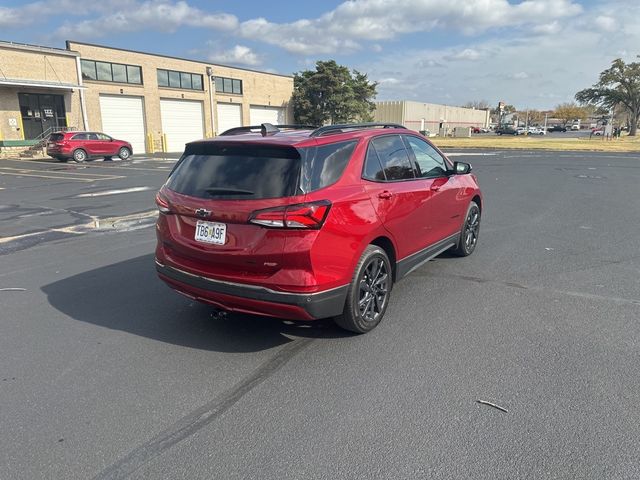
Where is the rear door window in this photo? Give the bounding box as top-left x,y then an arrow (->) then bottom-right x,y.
366,135 -> 414,181
49,133 -> 64,142
166,144 -> 301,200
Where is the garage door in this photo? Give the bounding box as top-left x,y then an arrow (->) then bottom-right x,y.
250,105 -> 286,125
99,95 -> 146,154
216,103 -> 242,135
160,99 -> 204,152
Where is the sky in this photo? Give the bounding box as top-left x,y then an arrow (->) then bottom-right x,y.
1,0 -> 638,110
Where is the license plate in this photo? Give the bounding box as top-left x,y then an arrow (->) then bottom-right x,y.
194,220 -> 226,245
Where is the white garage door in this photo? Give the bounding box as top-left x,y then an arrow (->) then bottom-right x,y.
216,103 -> 242,135
160,99 -> 204,152
250,105 -> 286,125
99,95 -> 146,154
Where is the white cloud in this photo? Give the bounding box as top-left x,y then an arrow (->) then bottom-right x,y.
594,15 -> 617,32
446,48 -> 481,61
208,45 -> 262,67
53,1 -> 237,38
239,0 -> 583,55
510,72 -> 529,79
0,7 -> 21,28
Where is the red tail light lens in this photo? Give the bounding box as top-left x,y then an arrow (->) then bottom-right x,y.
155,191 -> 172,214
249,201 -> 331,229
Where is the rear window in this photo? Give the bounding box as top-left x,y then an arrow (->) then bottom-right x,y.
49,133 -> 64,141
167,140 -> 357,200
166,144 -> 301,200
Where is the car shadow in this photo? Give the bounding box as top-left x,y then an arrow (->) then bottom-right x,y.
41,254 -> 351,353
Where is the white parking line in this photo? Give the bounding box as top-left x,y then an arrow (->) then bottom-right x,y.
74,186 -> 152,197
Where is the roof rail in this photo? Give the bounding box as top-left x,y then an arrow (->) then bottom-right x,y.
219,123 -> 318,137
310,122 -> 407,137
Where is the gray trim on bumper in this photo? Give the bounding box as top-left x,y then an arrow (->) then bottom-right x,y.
155,260 -> 348,319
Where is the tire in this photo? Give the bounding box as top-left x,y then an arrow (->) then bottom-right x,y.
451,201 -> 481,257
118,147 -> 131,160
72,149 -> 87,163
334,245 -> 392,334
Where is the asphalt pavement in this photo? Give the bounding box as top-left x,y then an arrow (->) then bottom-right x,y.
1,151 -> 639,479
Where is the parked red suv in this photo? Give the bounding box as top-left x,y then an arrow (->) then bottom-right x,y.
155,123 -> 482,333
46,131 -> 132,162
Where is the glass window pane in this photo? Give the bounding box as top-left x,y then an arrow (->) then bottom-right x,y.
363,146 -> 385,181
96,62 -> 112,82
112,64 -> 127,83
169,70 -> 181,88
157,69 -> 169,87
126,65 -> 142,84
223,78 -> 232,93
232,79 -> 242,94
86,133 -> 99,140
370,135 -> 414,181
192,74 -> 203,90
167,145 -> 301,200
80,60 -> 96,80
215,77 -> 223,92
180,72 -> 192,89
404,136 -> 447,178
300,140 -> 356,192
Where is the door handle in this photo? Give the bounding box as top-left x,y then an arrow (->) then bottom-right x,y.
431,178 -> 448,191
378,191 -> 393,199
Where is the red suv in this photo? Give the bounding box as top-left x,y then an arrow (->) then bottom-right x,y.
46,131 -> 132,162
155,123 -> 482,333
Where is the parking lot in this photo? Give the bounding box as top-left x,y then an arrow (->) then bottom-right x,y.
1,150 -> 640,479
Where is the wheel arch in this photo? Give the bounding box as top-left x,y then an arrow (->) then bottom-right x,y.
369,235 -> 397,282
472,194 -> 482,212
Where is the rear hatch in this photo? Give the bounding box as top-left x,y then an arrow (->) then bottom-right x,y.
159,141 -> 306,277
47,133 -> 65,149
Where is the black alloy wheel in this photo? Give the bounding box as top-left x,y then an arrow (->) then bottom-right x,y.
451,201 -> 480,256
335,245 -> 392,333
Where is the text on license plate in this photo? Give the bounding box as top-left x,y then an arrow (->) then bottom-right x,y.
194,220 -> 226,245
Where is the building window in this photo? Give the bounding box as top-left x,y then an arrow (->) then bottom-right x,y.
80,59 -> 142,85
157,69 -> 204,91
215,76 -> 243,95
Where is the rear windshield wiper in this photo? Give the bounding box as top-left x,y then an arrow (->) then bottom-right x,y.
204,187 -> 254,196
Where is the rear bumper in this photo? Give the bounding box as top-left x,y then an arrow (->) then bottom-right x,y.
155,259 -> 348,320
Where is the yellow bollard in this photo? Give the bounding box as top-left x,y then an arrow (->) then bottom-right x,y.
161,133 -> 168,153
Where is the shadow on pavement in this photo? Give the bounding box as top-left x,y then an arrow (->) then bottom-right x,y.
41,254 -> 350,353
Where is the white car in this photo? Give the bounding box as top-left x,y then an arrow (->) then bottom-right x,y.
571,124 -> 580,130
527,127 -> 545,135
515,127 -> 527,135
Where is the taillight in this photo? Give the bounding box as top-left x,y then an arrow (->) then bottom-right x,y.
249,201 -> 331,229
155,191 -> 172,214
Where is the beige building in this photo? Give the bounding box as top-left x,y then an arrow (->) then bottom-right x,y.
375,100 -> 490,133
0,41 -> 85,151
0,40 -> 293,155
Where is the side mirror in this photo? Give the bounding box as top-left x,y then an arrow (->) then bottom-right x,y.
453,161 -> 472,175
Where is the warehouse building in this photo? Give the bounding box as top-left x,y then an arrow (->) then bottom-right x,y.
0,40 -> 293,156
375,100 -> 490,134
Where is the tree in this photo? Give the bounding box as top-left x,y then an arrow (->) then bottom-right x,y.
527,109 -> 545,125
553,102 -> 588,126
292,60 -> 378,125
461,100 -> 490,110
576,58 -> 640,136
